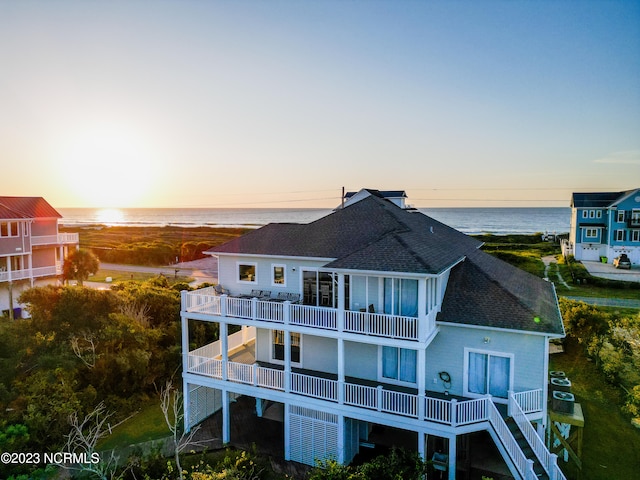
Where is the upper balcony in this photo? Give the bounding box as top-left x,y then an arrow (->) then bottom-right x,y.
182,287 -> 437,343
31,233 -> 79,246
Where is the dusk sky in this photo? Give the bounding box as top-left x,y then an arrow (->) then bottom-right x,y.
1,1 -> 639,209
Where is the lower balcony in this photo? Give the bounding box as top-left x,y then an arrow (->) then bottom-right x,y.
0,265 -> 60,282
184,330 -> 544,429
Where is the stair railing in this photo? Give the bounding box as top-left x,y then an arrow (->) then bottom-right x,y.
509,391 -> 567,480
486,398 -> 537,480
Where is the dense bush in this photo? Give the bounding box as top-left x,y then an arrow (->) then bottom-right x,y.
560,298 -> 640,418
0,278 -> 188,456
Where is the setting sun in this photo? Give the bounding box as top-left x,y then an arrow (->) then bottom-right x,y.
54,125 -> 156,207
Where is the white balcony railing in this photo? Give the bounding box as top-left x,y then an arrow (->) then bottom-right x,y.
0,265 -> 60,282
183,291 -> 420,341
31,233 -> 79,246
186,351 -> 544,429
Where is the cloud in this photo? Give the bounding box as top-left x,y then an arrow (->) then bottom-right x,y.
593,150 -> 640,165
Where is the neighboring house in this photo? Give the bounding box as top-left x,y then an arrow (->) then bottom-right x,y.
0,196 -> 79,317
566,188 -> 640,265
181,189 -> 565,480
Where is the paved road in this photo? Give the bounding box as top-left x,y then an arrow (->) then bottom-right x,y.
97,260 -> 217,286
563,296 -> 640,308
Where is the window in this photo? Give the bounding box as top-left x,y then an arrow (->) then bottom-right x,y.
238,263 -> 257,282
272,330 -> 300,363
615,230 -> 625,242
383,278 -> 419,317
465,350 -> 512,399
582,210 -> 588,219
632,230 -> 640,242
617,210 -> 625,223
589,210 -> 595,219
272,264 -> 286,286
382,346 -> 416,383
596,210 -> 602,219
584,228 -> 598,239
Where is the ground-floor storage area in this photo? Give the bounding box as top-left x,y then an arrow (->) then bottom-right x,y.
184,386 -> 518,479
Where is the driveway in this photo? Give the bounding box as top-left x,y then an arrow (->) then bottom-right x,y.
581,261 -> 640,283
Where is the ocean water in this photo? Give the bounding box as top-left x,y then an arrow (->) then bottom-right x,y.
58,207 -> 571,235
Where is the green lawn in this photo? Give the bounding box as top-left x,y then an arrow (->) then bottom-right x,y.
89,268 -> 193,284
549,338 -> 640,480
98,399 -> 170,451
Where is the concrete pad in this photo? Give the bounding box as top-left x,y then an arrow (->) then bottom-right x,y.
582,261 -> 640,283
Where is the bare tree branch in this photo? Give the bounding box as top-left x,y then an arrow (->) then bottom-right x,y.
70,331 -> 97,368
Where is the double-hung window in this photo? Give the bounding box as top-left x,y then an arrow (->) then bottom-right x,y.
584,228 -> 598,239
381,346 -> 416,384
465,349 -> 513,399
615,230 -> 625,242
617,210 -> 625,223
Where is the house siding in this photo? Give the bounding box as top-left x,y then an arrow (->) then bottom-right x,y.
427,325 -> 546,397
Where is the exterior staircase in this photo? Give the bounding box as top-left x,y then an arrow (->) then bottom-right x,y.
505,416 -> 548,479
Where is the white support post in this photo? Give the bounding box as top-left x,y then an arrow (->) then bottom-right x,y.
251,297 -> 258,321
417,348 -> 426,420
418,277 -> 427,341
337,414 -> 345,464
220,294 -> 228,317
183,379 -> 191,432
255,398 -> 263,418
418,432 -> 426,462
376,385 -> 383,412
508,389 -> 514,417
447,435 -> 456,480
284,329 -> 291,393
337,338 -> 345,404
549,453 -> 558,480
526,459 -> 535,480
451,399 -> 458,427
222,389 -> 230,444
337,273 -> 345,333
220,322 -> 228,381
284,402 -> 291,461
180,294 -> 190,368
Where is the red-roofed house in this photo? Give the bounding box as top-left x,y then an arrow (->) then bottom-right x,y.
0,196 -> 79,318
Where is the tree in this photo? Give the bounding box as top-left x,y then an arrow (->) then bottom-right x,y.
160,380 -> 201,480
63,248 -> 100,286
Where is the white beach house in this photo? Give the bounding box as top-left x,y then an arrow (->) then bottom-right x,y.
180,189 -> 565,479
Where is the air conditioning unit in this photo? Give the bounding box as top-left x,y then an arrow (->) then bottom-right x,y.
549,370 -> 566,379
550,377 -> 572,393
552,391 -> 575,415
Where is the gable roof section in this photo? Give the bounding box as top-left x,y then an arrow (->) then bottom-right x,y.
571,190 -> 638,208
438,248 -> 564,335
344,189 -> 407,200
210,194 -> 482,274
0,197 -> 61,220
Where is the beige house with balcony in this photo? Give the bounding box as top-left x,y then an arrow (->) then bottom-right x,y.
181,189 -> 566,479
0,196 -> 79,318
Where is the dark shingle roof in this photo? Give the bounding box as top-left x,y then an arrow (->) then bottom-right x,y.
437,249 -> 564,335
211,194 -> 481,274
571,190 -> 637,208
0,197 -> 62,220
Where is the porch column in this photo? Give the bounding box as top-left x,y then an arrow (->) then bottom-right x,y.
448,435 -> 456,480
417,348 -> 426,420
336,414 -> 345,464
418,277 -> 427,341
337,338 -> 345,404
418,432 -> 426,462
284,329 -> 291,393
180,294 -> 190,367
221,389 -> 230,444
27,254 -> 33,287
183,378 -> 191,432
284,402 -> 291,460
220,322 -> 228,381
337,273 -> 345,333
